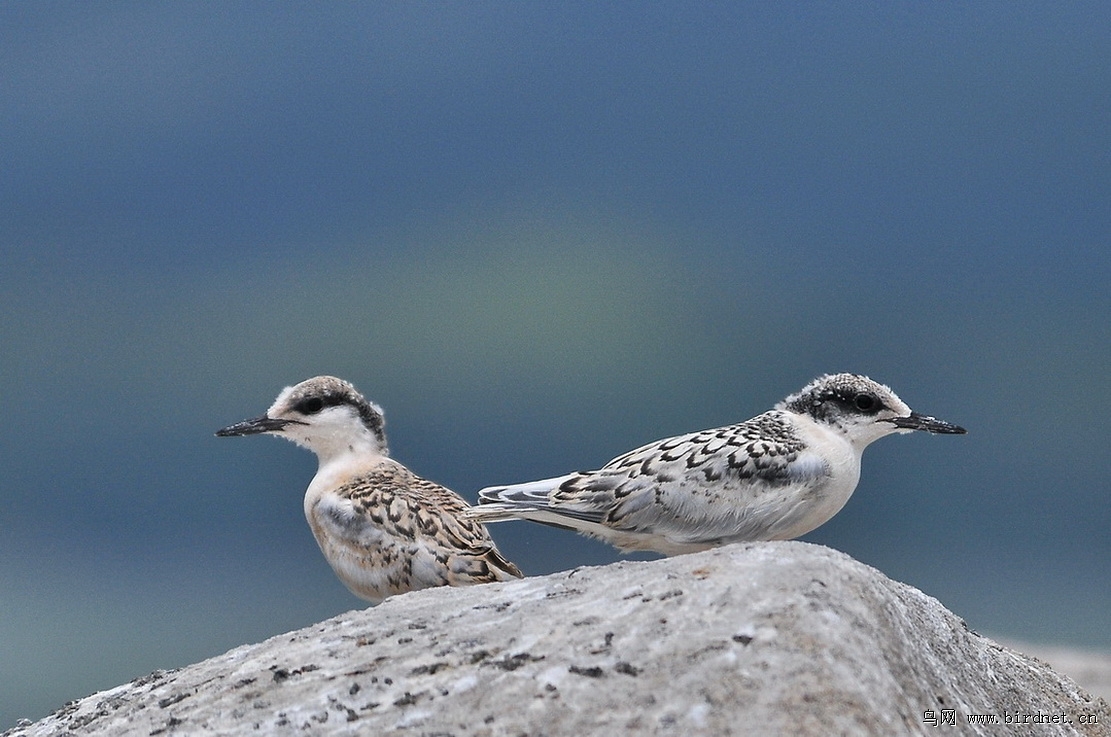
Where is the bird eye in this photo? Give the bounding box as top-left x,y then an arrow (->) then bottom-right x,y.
298,397 -> 325,415
854,394 -> 877,412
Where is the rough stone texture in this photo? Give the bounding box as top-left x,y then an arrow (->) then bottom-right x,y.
996,640 -> 1111,706
7,542 -> 1109,736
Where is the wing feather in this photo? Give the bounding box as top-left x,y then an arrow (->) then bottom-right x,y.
324,466 -> 522,581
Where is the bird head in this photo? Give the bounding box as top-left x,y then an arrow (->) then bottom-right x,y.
780,373 -> 966,449
216,375 -> 388,461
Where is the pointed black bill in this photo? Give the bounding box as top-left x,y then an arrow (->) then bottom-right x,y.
215,416 -> 305,437
886,411 -> 966,435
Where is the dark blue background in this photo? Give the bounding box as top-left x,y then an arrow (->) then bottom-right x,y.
2,2 -> 1108,725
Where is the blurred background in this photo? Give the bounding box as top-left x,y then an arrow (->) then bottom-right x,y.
2,2 -> 1108,726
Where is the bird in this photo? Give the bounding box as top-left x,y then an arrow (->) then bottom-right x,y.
464,373 -> 966,556
216,376 -> 522,603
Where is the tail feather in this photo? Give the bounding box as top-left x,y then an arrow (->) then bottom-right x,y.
461,503 -> 523,524
477,473 -> 577,506
466,472 -> 612,529
463,474 -> 574,525
464,472 -> 663,551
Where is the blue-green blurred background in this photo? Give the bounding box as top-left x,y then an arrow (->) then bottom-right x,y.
2,2 -> 1109,726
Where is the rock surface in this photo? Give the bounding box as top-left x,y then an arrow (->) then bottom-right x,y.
8,542 -> 1109,736
996,639 -> 1111,707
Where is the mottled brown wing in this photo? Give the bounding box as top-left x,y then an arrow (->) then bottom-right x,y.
343,466 -> 523,581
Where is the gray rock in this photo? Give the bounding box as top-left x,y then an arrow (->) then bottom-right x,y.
8,542 -> 1109,736
995,639 -> 1111,706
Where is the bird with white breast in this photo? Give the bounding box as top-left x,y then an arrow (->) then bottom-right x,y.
217,376 -> 522,603
465,373 -> 965,556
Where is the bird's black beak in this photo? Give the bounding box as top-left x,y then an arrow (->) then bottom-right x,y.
886,411 -> 966,435
215,416 -> 305,437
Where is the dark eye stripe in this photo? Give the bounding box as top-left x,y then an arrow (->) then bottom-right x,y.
816,389 -> 884,414
288,388 -> 386,443
296,397 -> 325,414
294,393 -> 351,415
